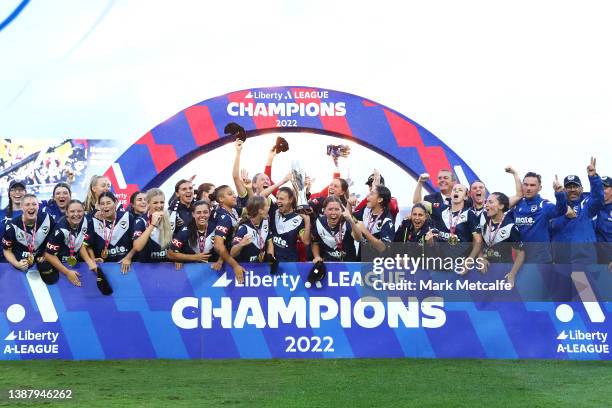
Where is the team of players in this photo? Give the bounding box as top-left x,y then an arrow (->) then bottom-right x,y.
0,139 -> 610,287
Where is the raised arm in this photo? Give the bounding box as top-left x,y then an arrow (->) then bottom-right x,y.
413,173 -> 429,204
586,157 -> 604,216
505,166 -> 523,208
232,140 -> 247,198
551,174 -> 568,218
260,173 -> 291,198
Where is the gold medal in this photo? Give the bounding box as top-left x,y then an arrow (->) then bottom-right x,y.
67,256 -> 78,267
101,248 -> 108,259
27,253 -> 34,266
448,234 -> 459,246
258,252 -> 265,262
486,248 -> 494,258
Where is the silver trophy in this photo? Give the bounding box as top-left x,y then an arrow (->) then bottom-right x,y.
291,160 -> 310,213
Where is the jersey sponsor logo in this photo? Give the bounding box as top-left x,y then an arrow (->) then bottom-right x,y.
216,225 -> 229,234
273,236 -> 288,248
172,238 -> 183,249
515,216 -> 535,225
327,249 -> 346,260
106,246 -> 128,256
46,243 -> 60,252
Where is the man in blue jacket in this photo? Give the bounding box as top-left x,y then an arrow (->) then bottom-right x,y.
550,158 -> 604,264
513,172 -> 568,263
595,175 -> 611,269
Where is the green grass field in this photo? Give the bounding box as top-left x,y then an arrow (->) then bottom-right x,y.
0,359 -> 610,407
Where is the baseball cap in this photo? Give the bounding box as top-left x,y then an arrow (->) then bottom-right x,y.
563,175 -> 582,187
601,176 -> 611,188
365,174 -> 385,186
8,180 -> 26,190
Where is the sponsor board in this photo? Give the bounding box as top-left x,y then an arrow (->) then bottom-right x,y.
0,263 -> 609,360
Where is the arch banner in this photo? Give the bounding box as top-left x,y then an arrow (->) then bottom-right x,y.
103,87 -> 480,199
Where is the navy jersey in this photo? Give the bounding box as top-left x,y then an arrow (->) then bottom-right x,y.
477,213 -> 523,263
269,203 -> 304,262
86,211 -> 135,262
430,203 -> 478,258
394,219 -> 433,258
512,192 -> 567,263
169,201 -> 193,234
311,216 -> 357,262
40,200 -> 65,221
45,216 -> 89,264
133,216 -> 170,262
0,208 -> 21,261
2,213 -> 54,262
354,207 -> 394,243
212,206 -> 241,252
470,205 -> 486,219
231,219 -> 270,262
170,225 -> 215,259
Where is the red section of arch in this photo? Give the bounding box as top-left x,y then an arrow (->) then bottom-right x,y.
383,108 -> 451,188
185,105 -> 220,146
135,132 -> 177,174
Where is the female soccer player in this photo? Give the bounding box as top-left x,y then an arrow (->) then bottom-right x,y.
394,204 -> 435,258
311,196 -> 362,262
0,180 -> 26,221
84,175 -> 111,213
268,186 -> 311,262
167,200 -> 214,266
196,183 -> 215,201
127,191 -> 148,218
210,185 -> 246,282
230,196 -> 271,262
44,200 -> 98,286
419,184 -> 482,268
40,182 -> 72,220
354,185 -> 394,253
86,192 -> 135,273
0,180 -> 26,261
2,194 -> 56,283
477,192 -> 525,288
132,189 -> 173,262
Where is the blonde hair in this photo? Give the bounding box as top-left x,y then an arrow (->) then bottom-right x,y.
84,175 -> 109,212
146,188 -> 172,249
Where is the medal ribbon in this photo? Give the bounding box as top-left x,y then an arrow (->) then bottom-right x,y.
198,231 -> 206,254
68,229 -> 76,258
367,211 -> 382,234
333,222 -> 345,251
22,216 -> 37,256
448,208 -> 461,236
103,217 -> 116,253
486,214 -> 505,249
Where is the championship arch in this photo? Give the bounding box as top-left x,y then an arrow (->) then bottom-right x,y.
103,86 -> 480,197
